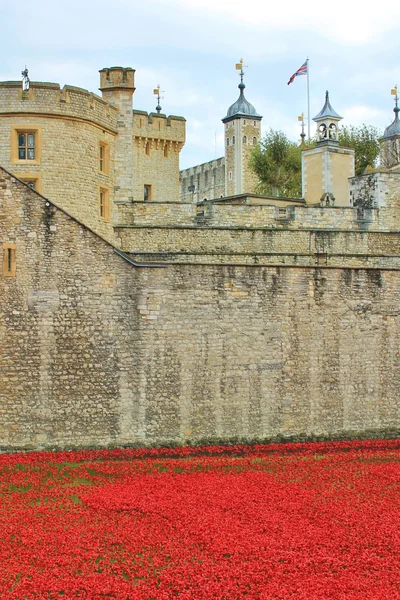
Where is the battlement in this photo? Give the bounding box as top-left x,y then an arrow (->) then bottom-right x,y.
0,81 -> 118,133
133,109 -> 185,145
180,156 -> 225,178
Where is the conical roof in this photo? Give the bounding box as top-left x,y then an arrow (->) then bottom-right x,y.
313,90 -> 342,121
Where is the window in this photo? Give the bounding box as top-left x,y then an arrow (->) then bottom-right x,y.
228,171 -> 232,180
253,120 -> 256,126
243,136 -> 247,144
144,184 -> 152,201
18,174 -> 42,193
3,243 -> 16,277
232,136 -> 235,145
243,120 -> 246,125
11,127 -> 41,164
99,187 -> 110,221
253,137 -> 257,145
18,132 -> 35,160
99,142 -> 109,174
164,144 -> 169,158
145,141 -> 150,156
226,138 -> 230,147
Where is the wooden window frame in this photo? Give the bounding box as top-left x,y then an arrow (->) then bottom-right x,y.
99,142 -> 110,175
11,126 -> 42,165
99,187 -> 110,221
143,184 -> 152,202
3,243 -> 16,277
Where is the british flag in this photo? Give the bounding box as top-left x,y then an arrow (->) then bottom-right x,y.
287,61 -> 308,85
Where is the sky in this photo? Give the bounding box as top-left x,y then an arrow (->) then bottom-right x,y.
1,0 -> 400,169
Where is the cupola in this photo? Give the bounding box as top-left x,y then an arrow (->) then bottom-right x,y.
222,60 -> 262,124
382,87 -> 400,139
313,91 -> 342,144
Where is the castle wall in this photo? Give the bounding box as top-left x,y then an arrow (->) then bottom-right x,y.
180,157 -> 225,202
0,82 -> 117,241
1,169 -> 399,450
133,111 -> 185,202
117,226 -> 400,270
350,172 -> 400,209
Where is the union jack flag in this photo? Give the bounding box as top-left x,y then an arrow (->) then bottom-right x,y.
287,61 -> 308,85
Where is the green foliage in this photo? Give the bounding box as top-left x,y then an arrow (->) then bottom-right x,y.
250,124 -> 382,198
339,124 -> 381,176
249,129 -> 315,197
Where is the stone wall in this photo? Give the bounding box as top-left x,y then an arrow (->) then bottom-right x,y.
180,157 -> 225,203
350,171 -> 400,209
1,168 -> 399,451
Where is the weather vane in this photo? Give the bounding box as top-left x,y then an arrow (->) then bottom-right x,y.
298,113 -> 306,145
153,84 -> 164,113
391,85 -> 399,110
235,58 -> 248,84
21,66 -> 30,91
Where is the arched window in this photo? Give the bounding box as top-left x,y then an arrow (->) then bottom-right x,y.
253,137 -> 257,145
232,136 -> 235,145
243,136 -> 247,144
226,138 -> 230,147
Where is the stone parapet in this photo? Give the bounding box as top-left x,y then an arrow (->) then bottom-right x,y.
115,198 -> 400,232
0,81 -> 118,133
133,110 -> 185,145
116,225 -> 400,264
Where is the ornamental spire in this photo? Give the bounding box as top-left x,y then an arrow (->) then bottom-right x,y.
391,85 -> 399,116
153,84 -> 164,114
235,58 -> 248,89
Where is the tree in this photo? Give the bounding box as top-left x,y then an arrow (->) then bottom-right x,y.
339,124 -> 381,176
250,125 -> 382,198
249,129 -> 314,197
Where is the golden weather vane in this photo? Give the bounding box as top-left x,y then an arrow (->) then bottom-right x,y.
298,112 -> 306,145
235,58 -> 248,83
153,84 -> 164,113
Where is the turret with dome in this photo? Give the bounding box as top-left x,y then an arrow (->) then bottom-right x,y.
380,86 -> 400,169
222,59 -> 263,196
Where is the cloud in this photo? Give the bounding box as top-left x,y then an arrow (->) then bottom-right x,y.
173,0 -> 400,43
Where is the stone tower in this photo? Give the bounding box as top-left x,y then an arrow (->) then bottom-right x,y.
222,62 -> 262,196
302,91 -> 354,206
99,67 -> 135,203
379,87 -> 400,169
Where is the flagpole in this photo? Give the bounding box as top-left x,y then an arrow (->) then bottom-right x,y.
306,57 -> 310,140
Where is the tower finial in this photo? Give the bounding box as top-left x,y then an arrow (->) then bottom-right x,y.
235,58 -> 248,89
391,85 -> 399,116
153,84 -> 164,113
298,112 -> 306,145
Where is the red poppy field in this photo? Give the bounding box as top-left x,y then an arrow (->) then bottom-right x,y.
1,439 -> 400,599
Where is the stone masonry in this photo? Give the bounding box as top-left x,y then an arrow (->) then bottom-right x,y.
1,167 -> 399,451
